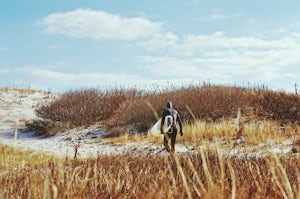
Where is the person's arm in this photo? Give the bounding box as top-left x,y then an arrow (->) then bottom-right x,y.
177,111 -> 183,136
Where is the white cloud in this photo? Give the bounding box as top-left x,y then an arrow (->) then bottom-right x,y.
32,10 -> 300,91
20,66 -> 144,84
139,31 -> 300,87
178,32 -> 293,53
41,9 -> 164,40
1,66 -> 207,92
140,56 -> 232,86
138,32 -> 180,52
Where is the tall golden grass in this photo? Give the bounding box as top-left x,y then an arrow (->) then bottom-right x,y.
1,143 -> 299,198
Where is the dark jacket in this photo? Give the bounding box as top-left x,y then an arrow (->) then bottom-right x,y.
160,108 -> 183,134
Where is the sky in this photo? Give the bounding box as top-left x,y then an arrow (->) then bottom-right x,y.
1,0 -> 300,92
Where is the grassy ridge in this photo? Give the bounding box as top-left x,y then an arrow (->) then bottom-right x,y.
29,85 -> 300,134
1,144 -> 299,198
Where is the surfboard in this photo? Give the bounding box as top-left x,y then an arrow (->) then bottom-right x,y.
149,116 -> 173,135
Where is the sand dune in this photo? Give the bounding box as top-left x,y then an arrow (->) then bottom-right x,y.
0,88 -> 292,159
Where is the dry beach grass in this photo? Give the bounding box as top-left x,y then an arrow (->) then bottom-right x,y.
1,85 -> 300,198
1,143 -> 299,198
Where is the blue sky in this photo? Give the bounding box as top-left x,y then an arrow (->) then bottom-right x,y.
1,0 -> 300,92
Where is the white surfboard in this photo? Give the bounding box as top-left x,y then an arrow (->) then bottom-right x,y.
149,116 -> 173,135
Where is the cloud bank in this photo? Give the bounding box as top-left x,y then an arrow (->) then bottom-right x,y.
139,32 -> 300,85
29,9 -> 300,91
0,66 -> 190,92
1,66 -> 141,90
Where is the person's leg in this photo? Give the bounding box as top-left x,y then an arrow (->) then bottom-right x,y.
170,131 -> 177,152
164,134 -> 170,152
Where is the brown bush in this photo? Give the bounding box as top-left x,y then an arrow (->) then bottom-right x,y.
32,88 -> 143,134
111,86 -> 260,131
30,85 -> 300,135
259,91 -> 300,122
111,86 -> 300,131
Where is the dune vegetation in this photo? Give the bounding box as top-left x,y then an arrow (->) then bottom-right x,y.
1,142 -> 299,198
25,84 -> 300,151
1,84 -> 300,198
28,84 -> 300,134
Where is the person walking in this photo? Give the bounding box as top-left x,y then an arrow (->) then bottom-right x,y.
160,101 -> 183,152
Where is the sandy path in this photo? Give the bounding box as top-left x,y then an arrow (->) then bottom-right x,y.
0,124 -> 192,158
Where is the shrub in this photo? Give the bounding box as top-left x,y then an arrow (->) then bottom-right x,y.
31,88 -> 143,134
110,86 -> 260,131
29,85 -> 300,135
111,86 -> 300,131
260,91 -> 300,123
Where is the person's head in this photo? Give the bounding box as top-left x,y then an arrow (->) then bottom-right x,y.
166,101 -> 172,109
